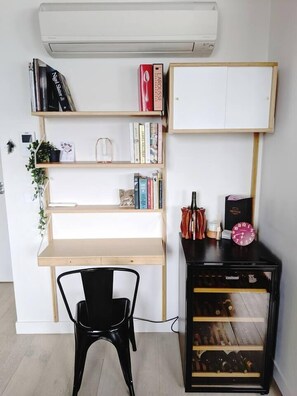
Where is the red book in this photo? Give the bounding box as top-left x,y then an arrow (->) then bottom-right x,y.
153,64 -> 164,111
139,64 -> 153,111
147,177 -> 153,209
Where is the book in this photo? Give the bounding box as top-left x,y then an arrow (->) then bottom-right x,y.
129,122 -> 135,163
139,123 -> 146,164
33,58 -> 41,111
39,60 -> 48,111
144,122 -> 151,164
28,62 -> 36,112
153,64 -> 164,111
157,123 -> 163,164
147,177 -> 153,209
50,68 -> 75,111
133,122 -> 140,163
46,71 -> 60,111
134,173 -> 140,209
59,72 -> 76,111
31,59 -> 75,112
138,64 -> 153,111
224,195 -> 252,230
139,176 -> 148,209
159,177 -> 163,209
150,122 -> 158,164
152,171 -> 159,209
48,202 -> 77,207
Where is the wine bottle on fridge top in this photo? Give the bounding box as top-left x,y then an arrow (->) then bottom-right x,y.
190,191 -> 197,240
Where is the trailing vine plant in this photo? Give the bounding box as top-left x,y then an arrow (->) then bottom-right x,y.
26,140 -> 56,234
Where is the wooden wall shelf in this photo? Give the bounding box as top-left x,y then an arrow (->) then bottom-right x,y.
46,204 -> 163,214
32,111 -> 163,118
36,161 -> 164,169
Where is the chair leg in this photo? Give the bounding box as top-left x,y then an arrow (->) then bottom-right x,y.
112,330 -> 136,396
129,318 -> 137,352
72,328 -> 94,396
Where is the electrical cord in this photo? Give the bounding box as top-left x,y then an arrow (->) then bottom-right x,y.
134,315 -> 179,333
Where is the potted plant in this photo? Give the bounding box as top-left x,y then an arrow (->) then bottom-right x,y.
26,140 -> 57,234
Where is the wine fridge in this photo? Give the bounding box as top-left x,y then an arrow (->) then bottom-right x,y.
179,236 -> 281,394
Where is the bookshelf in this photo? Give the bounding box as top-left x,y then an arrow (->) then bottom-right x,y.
32,111 -> 162,117
46,205 -> 163,214
35,161 -> 164,169
32,111 -> 167,322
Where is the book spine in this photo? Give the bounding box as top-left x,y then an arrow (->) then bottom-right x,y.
134,173 -> 140,209
150,122 -> 158,164
153,63 -> 164,111
139,177 -> 148,209
159,177 -> 163,209
152,172 -> 159,209
59,73 -> 76,111
129,122 -> 135,163
39,60 -> 48,111
46,72 -> 60,111
147,177 -> 153,209
50,70 -> 72,111
33,58 -> 41,111
144,122 -> 151,164
28,62 -> 36,112
157,123 -> 163,164
133,122 -> 140,164
138,64 -> 153,111
139,123 -> 146,164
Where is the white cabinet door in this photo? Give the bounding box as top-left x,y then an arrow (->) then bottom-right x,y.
225,67 -> 273,129
169,63 -> 277,133
172,66 -> 227,130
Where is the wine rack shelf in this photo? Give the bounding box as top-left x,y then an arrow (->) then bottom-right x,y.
194,287 -> 267,293
179,237 -> 281,393
192,345 -> 264,352
193,317 -> 265,323
192,372 -> 261,378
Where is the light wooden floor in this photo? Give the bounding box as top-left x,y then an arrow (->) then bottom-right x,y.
0,283 -> 282,396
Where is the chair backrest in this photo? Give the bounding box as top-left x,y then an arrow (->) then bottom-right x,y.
57,267 -> 140,329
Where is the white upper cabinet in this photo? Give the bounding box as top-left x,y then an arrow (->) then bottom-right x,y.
168,63 -> 278,133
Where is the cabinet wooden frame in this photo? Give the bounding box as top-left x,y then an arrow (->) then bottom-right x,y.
32,111 -> 167,322
168,62 -> 278,134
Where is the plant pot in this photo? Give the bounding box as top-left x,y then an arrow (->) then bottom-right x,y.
50,149 -> 61,163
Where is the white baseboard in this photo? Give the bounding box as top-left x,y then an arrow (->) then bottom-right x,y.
15,319 -> 175,334
15,321 -> 74,334
274,360 -> 292,396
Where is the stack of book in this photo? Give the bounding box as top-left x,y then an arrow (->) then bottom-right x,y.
129,122 -> 162,164
28,58 -> 76,112
134,171 -> 163,209
138,63 -> 164,112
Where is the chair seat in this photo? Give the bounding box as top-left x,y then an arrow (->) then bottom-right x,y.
77,298 -> 131,331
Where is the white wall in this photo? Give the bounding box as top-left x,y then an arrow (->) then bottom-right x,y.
259,1 -> 297,395
0,0 -> 272,334
0,150 -> 12,281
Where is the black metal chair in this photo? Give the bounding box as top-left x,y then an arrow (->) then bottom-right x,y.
57,267 -> 140,396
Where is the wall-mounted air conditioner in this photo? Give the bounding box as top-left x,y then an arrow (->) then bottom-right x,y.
38,2 -> 218,58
